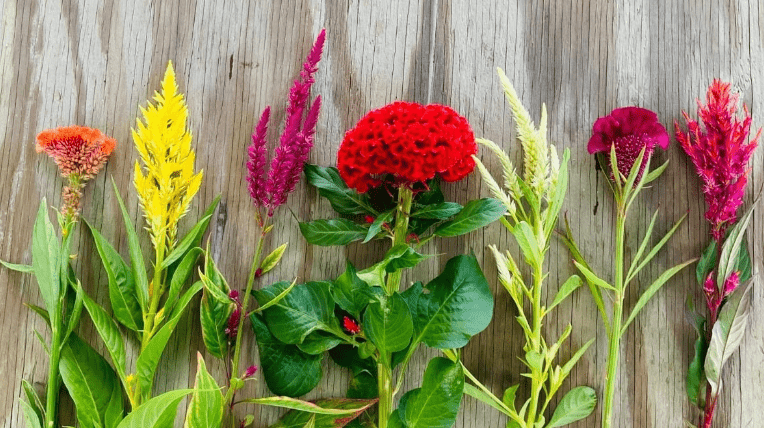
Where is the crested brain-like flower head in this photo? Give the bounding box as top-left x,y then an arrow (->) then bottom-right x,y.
36,125 -> 116,179
588,107 -> 670,181
675,79 -> 760,242
133,61 -> 203,248
337,102 -> 477,193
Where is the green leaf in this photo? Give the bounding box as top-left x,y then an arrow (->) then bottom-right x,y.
417,179 -> 445,205
543,148 -> 570,240
20,399 -> 43,428
25,304 -> 50,326
641,159 -> 669,185
696,241 -> 716,286
511,221 -> 541,267
687,331 -> 707,407
269,398 -> 377,428
112,179 -> 149,312
503,384 -> 519,413
626,214 -> 687,283
251,314 -> 322,397
162,195 -> 220,269
82,295 -> 128,382
31,199 -> 61,314
21,380 -> 44,427
261,243 -> 289,275
357,245 -> 429,288
546,386 -> 597,427
561,337 -> 595,377
329,345 -> 378,399
0,259 -> 33,273
525,350 -> 543,372
363,292 -> 413,356
705,281 -> 754,396
135,281 -> 202,402
412,255 -> 494,349
166,247 -> 203,315
547,275 -> 583,313
254,281 -> 340,344
86,221 -> 143,331
412,202 -> 463,219
462,383 -> 511,417
183,353 -> 223,428
621,258 -> 696,335
332,262 -> 374,316
400,357 -> 464,428
717,205 -> 754,288
736,240 -> 752,283
573,261 -> 616,292
256,280 -> 298,313
297,331 -> 344,355
363,210 -> 393,243
304,164 -> 377,215
434,198 -> 506,237
199,272 -> 234,359
60,335 -> 124,428
115,389 -> 192,428
300,219 -> 368,246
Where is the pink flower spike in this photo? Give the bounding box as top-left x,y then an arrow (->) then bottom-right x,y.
247,107 -> 271,208
588,107 -> 669,182
225,307 -> 242,339
675,79 -> 760,242
703,271 -> 716,297
243,365 -> 258,379
723,271 -> 740,297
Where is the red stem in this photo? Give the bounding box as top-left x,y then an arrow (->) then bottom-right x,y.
700,237 -> 724,428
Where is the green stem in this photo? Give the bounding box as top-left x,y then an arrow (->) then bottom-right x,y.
603,208 -> 626,428
141,241 -> 166,353
384,187 -> 413,295
45,322 -> 62,428
225,225 -> 268,426
378,362 -> 393,428
525,258 -> 545,426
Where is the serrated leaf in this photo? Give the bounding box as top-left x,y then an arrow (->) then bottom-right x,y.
411,202 -> 463,219
413,255 -> 494,349
112,179 -> 149,312
31,199 -> 61,315
85,221 -> 143,331
363,292 -> 413,356
254,281 -> 340,344
251,314 -> 322,397
704,281 -> 754,396
183,353 -> 223,428
400,357 -> 464,428
304,164 -> 377,215
546,386 -> 596,427
300,219 -> 368,246
434,198 -> 506,237
115,389 -> 192,428
60,335 -> 124,428
261,243 -> 288,274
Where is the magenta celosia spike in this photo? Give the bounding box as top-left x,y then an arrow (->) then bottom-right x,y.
247,107 -> 271,208
265,30 -> 325,213
675,79 -> 760,243
723,271 -> 740,297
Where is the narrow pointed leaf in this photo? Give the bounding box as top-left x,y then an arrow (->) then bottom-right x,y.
573,261 -> 616,292
31,199 -> 60,314
717,206 -> 754,289
547,275 -> 583,313
0,259 -> 33,273
300,219 -> 368,246
82,295 -> 127,383
303,164 -> 377,215
462,383 -> 511,417
112,179 -> 149,312
115,389 -> 192,428
363,210 -> 393,243
162,195 -> 220,269
261,243 -> 289,274
627,214 -> 687,283
412,202 -> 463,219
687,332 -> 707,407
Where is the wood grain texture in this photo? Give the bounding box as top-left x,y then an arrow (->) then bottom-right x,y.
1,0 -> 762,427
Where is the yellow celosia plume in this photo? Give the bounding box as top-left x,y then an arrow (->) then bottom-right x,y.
133,61 -> 203,248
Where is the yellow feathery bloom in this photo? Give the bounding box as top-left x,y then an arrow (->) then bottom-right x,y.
133,61 -> 203,248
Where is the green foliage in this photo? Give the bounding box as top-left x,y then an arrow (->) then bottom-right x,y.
32,199 -> 61,315
183,354 -> 223,428
363,292 -> 413,356
304,164 -> 378,215
267,398 -> 377,428
332,262 -> 375,317
300,219 -> 369,246
397,357 -> 464,428
111,179 -> 149,312
546,387 -> 597,428
433,198 -> 506,237
115,389 -> 192,428
357,245 -> 429,288
199,251 -> 234,359
261,243 -> 289,275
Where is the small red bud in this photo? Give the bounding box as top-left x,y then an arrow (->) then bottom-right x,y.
255,268 -> 263,278
243,365 -> 258,379
723,271 -> 740,296
342,316 -> 361,335
365,215 -> 375,224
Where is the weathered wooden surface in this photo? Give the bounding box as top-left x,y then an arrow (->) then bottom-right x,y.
1,0 -> 762,427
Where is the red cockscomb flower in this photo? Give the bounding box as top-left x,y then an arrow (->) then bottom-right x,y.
588,107 -> 669,181
337,102 -> 476,193
675,80 -> 760,242
36,126 -> 116,179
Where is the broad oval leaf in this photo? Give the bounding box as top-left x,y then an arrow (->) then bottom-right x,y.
60,335 -> 125,428
31,199 -> 61,314
304,164 -> 377,215
183,353 -> 223,428
254,281 -> 340,344
251,314 -> 322,397
300,219 -> 368,246
412,255 -> 494,349
86,221 -> 143,331
115,389 -> 192,428
546,386 -> 597,427
434,198 -> 506,237
297,331 -> 344,355
400,357 -> 464,428
363,292 -> 413,355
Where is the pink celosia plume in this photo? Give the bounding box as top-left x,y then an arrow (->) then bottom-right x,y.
675,79 -> 760,242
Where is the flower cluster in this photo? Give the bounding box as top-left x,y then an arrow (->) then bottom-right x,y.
675,80 -> 760,242
588,107 -> 670,181
337,102 -> 476,193
36,125 -> 116,220
247,29 -> 325,217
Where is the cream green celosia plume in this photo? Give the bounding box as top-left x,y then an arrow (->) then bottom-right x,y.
133,61 -> 203,248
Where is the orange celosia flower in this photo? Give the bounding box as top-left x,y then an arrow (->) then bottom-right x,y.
36,125 -> 116,179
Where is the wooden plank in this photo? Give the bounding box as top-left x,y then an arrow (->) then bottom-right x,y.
0,0 -> 762,427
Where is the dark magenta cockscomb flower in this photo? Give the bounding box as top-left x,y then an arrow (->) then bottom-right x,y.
245,29 -> 325,218
588,107 -> 670,181
675,79 -> 760,242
